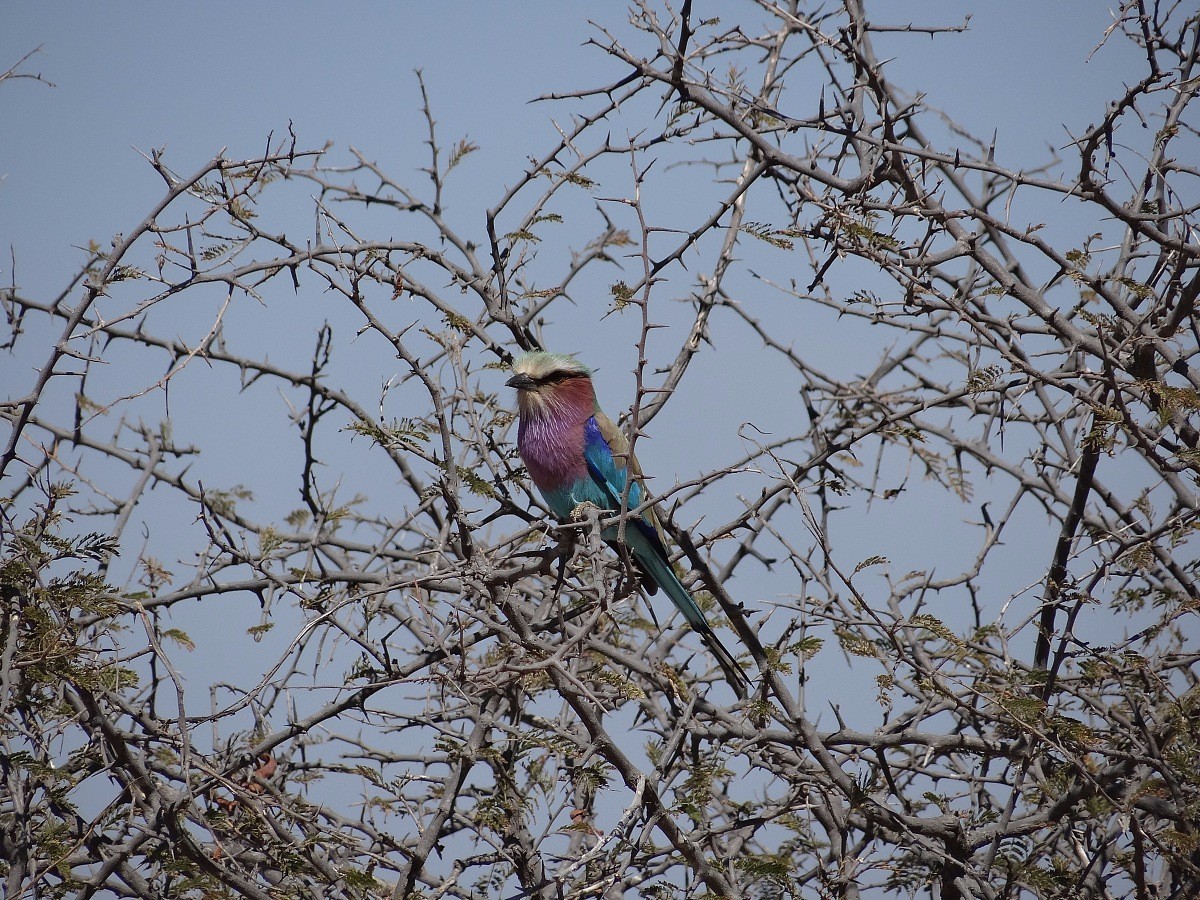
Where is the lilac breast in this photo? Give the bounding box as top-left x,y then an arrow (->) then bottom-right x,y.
518,414 -> 589,492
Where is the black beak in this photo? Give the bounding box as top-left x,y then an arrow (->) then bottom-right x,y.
506,373 -> 537,390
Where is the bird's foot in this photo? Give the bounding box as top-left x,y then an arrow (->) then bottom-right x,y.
569,501 -> 601,523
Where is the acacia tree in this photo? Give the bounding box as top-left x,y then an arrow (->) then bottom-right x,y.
2,2 -> 1198,898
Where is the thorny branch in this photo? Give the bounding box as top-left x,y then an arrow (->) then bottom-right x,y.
2,4 -> 1198,898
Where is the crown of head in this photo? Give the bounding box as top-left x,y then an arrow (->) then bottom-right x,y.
510,352 -> 591,383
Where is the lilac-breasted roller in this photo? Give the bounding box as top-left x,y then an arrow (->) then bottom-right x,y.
506,350 -> 750,697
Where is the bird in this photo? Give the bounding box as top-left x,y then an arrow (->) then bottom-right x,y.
506,350 -> 750,698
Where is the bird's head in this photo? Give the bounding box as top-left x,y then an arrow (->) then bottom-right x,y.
506,351 -> 594,417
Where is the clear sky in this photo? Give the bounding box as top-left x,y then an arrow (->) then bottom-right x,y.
2,2 -> 1138,297
2,3 -> 1150,726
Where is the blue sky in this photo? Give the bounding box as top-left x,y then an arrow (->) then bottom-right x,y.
3,2 -> 1137,292
2,2 -> 1153,728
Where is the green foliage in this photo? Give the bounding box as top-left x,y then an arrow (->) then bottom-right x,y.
908,613 -> 957,645
835,209 -> 900,250
835,627 -> 880,659
853,554 -> 888,575
741,222 -> 796,250
0,488 -> 155,892
442,309 -> 474,332
677,752 -> 734,822
447,137 -> 479,172
592,665 -> 647,699
555,171 -> 596,189
1,501 -> 127,694
202,483 -> 253,517
996,692 -> 1047,725
734,851 -> 796,893
1065,247 -> 1091,268
109,264 -> 146,282
610,280 -> 635,309
572,761 -> 612,796
966,364 -> 1005,394
789,635 -> 824,659
764,645 -> 792,673
344,416 -> 430,452
200,242 -> 230,261
227,198 -> 257,220
640,885 -> 679,899
504,228 -> 540,243
884,856 -> 936,893
454,464 -> 497,499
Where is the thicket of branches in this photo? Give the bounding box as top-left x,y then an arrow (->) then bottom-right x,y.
3,2 -> 1198,898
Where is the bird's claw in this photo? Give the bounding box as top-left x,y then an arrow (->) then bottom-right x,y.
570,501 -> 601,522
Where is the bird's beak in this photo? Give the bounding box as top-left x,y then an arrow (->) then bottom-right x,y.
506,373 -> 537,391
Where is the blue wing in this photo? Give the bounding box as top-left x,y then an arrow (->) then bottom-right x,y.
580,414 -> 751,697
581,415 -> 670,559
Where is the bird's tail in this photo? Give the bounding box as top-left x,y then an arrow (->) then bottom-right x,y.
631,538 -> 751,699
